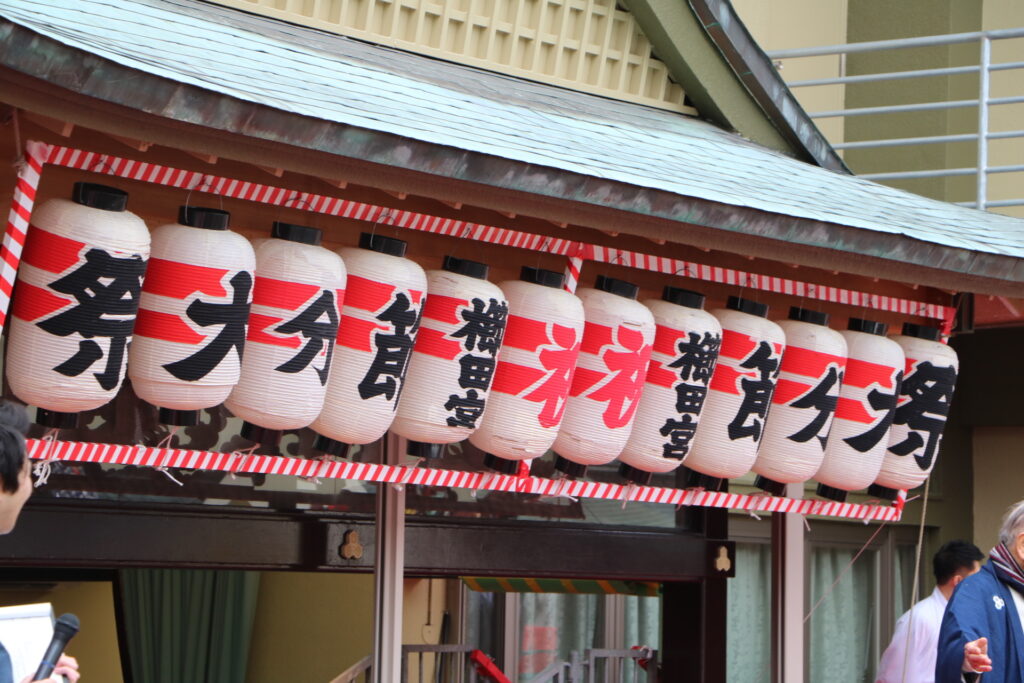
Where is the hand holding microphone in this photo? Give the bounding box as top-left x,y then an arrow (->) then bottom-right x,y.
26,614 -> 80,683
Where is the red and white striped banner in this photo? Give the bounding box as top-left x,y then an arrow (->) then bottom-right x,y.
27,438 -> 903,521
0,141 -> 48,336
39,143 -> 954,326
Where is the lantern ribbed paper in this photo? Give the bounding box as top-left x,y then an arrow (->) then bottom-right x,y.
753,307 -> 847,495
815,319 -> 904,502
552,276 -> 655,479
684,297 -> 785,491
870,324 -> 958,500
391,256 -> 508,458
129,206 -> 256,426
618,287 -> 721,486
312,233 -> 427,457
469,267 -> 585,474
225,222 -> 345,444
7,182 -> 149,427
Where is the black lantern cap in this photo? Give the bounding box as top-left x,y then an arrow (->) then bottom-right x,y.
159,407 -> 198,427
789,306 -> 829,326
848,318 -> 888,336
442,255 -> 489,280
359,232 -> 407,257
520,266 -> 564,289
272,221 -> 322,245
663,286 -> 705,309
178,205 -> 230,230
35,408 -> 77,429
240,421 -> 283,448
483,453 -> 520,475
754,475 -> 787,497
816,483 -> 849,503
72,182 -> 128,212
867,484 -> 900,502
553,455 -> 588,479
685,469 -> 725,492
594,275 -> 639,300
726,296 -> 768,318
407,440 -> 445,459
619,463 -> 654,486
901,322 -> 942,342
314,433 -> 351,458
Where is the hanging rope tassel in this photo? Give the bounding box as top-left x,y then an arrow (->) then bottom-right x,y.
32,428 -> 60,487
899,477 -> 931,683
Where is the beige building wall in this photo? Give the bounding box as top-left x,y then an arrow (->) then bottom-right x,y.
983,0 -> 1024,217
245,573 -> 446,683
0,581 -> 124,683
246,572 -> 375,683
972,427 -> 1024,553
730,0 -> 848,143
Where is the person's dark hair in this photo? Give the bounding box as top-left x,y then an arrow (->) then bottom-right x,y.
0,402 -> 29,493
934,540 -> 985,585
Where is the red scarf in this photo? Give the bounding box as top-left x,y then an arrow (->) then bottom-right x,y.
990,543 -> 1024,595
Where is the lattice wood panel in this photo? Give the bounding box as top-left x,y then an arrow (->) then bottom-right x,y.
212,0 -> 690,111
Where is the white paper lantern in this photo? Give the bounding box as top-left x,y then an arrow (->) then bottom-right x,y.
224,222 -> 345,445
870,323 -> 958,500
129,206 -> 256,425
752,307 -> 848,495
551,276 -> 655,478
684,297 -> 786,491
814,319 -> 905,502
468,267 -> 585,473
7,182 -> 149,427
391,256 -> 508,458
617,287 -> 721,485
311,233 -> 427,457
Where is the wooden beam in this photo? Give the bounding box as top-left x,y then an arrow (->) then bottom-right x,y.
384,190 -> 408,201
256,164 -> 284,178
498,210 -> 517,219
440,200 -> 463,210
23,111 -> 73,137
107,134 -> 152,153
323,178 -> 348,190
184,150 -> 218,164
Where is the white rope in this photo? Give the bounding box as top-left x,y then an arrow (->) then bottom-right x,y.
899,478 -> 932,683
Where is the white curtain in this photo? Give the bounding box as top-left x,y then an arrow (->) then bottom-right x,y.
808,546 -> 878,683
624,595 -> 661,652
892,544 -> 918,622
727,543 -> 772,683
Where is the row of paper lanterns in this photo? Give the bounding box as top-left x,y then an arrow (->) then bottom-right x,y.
7,183 -> 959,501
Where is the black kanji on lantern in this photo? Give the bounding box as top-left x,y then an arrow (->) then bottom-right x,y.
728,341 -> 780,442
39,248 -> 146,391
788,366 -> 842,448
668,331 -> 721,384
445,297 -> 507,429
358,292 -> 421,403
887,361 -> 956,470
661,414 -> 698,459
452,297 -> 507,354
275,289 -> 339,385
445,389 -> 486,429
164,270 -> 252,382
659,331 -> 720,459
456,354 -> 496,390
844,371 -> 904,453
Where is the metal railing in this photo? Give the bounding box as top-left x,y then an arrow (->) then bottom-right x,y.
401,644 -> 488,683
767,28 -> 1024,211
330,654 -> 373,683
526,649 -> 658,683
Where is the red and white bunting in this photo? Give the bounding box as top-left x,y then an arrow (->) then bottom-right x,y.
36,143 -> 954,326
26,438 -> 904,521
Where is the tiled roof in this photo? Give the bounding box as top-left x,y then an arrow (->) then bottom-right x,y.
1,0 -> 1023,264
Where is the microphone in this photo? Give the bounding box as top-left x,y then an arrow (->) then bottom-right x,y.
32,613 -> 79,682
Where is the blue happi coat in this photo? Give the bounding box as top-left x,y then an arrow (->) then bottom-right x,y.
936,562 -> 1024,682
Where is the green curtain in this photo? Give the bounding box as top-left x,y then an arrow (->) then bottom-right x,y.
119,569 -> 260,683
